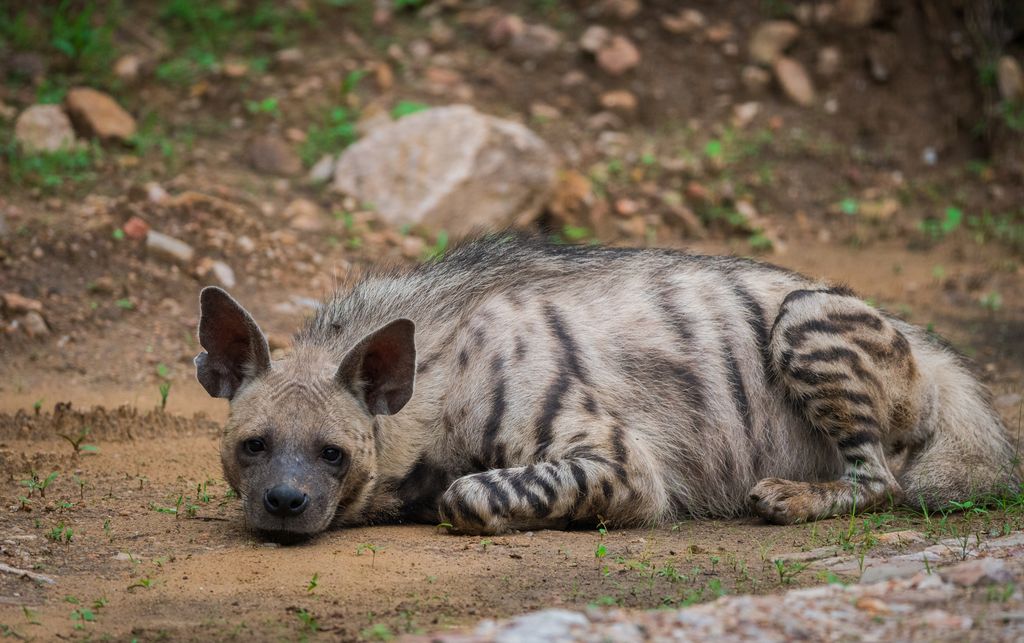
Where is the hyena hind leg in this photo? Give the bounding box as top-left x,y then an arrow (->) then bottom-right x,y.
750,289 -> 917,524
438,457 -> 651,535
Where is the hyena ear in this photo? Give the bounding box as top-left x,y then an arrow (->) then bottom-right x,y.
194,287 -> 271,400
336,319 -> 416,415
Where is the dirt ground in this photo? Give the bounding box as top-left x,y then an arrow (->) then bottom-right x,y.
2,0 -> 1024,640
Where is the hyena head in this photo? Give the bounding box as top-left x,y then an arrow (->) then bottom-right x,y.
193,287 -> 415,539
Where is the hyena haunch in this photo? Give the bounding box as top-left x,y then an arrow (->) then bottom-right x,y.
195,235 -> 1018,538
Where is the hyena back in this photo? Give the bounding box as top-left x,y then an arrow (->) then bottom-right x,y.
195,235 -> 1019,536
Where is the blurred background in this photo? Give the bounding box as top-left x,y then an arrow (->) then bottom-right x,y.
0,0 -> 1022,416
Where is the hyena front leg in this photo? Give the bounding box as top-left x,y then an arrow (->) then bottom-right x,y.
750,289 -> 919,524
438,456 -> 643,535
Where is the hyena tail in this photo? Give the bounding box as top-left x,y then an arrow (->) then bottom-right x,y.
900,354 -> 1022,511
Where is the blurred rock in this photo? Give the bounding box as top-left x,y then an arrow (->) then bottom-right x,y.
661,9 -> 706,35
65,87 -> 137,142
940,558 -> 1014,588
246,135 -> 302,176
14,105 -> 76,153
835,0 -> 878,27
580,25 -> 611,54
2,292 -> 43,315
600,90 -> 638,113
332,105 -> 557,235
998,56 -> 1023,102
867,35 -> 899,83
741,66 -> 772,94
749,21 -> 800,65
114,54 -> 142,81
530,102 -> 562,120
374,62 -> 394,91
509,23 -> 563,60
146,231 -> 195,265
486,14 -> 524,48
595,0 -> 641,20
774,57 -> 815,106
429,19 -> 455,47
21,311 -> 49,337
198,258 -> 237,288
284,198 -> 327,232
274,48 -> 304,66
817,46 -> 842,78
122,216 -> 150,240
597,36 -> 641,75
732,101 -> 760,128
308,155 -> 336,184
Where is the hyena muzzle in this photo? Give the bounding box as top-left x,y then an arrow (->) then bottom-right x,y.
194,235 -> 1019,538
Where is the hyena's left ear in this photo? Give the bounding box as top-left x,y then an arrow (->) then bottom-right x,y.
194,287 -> 271,399
336,319 -> 416,415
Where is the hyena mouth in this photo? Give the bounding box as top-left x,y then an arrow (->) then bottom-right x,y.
254,528 -> 318,546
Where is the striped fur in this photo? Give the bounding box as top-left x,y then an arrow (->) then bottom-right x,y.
197,235 -> 1019,536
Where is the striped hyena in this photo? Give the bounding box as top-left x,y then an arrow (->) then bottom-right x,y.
194,235 -> 1018,537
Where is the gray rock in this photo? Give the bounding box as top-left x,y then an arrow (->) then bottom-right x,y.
207,260 -> 236,288
14,105 -> 76,153
580,25 -> 611,54
860,560 -> 925,584
332,105 -> 557,235
749,21 -> 800,65
742,65 -> 772,94
941,557 -> 1014,587
146,231 -> 195,265
597,35 -> 641,75
479,610 -> 589,643
308,155 -> 336,184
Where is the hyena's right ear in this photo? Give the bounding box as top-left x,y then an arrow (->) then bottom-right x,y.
194,287 -> 271,400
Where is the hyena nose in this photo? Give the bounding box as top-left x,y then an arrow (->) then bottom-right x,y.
263,484 -> 309,517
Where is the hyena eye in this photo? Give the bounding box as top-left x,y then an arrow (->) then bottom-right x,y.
321,446 -> 343,464
243,438 -> 266,455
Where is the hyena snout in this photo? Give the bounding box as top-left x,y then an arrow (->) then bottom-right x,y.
263,484 -> 310,518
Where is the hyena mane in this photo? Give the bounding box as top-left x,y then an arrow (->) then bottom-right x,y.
197,233 -> 1020,536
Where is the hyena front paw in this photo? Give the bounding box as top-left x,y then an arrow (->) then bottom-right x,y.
438,475 -> 507,535
749,478 -> 830,525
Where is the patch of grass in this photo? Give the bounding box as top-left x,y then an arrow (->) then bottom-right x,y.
391,100 -> 430,119
0,2 -> 120,79
21,471 -> 58,498
2,142 -> 102,192
58,426 -> 99,456
919,206 -> 963,241
47,522 -> 74,543
245,97 -> 281,118
300,106 -> 358,165
356,543 -> 382,566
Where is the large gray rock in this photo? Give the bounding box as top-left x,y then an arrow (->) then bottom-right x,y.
14,105 -> 76,153
332,105 -> 557,235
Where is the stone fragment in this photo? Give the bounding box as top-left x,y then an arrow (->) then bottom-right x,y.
2,293 -> 44,314
661,9 -> 706,35
146,231 -> 195,265
113,54 -> 141,81
122,216 -> 150,240
509,23 -> 564,60
600,90 -> 638,113
749,21 -> 800,65
774,57 -> 816,106
998,56 -> 1024,102
940,558 -> 1014,588
580,25 -> 611,54
21,312 -> 49,337
597,36 -> 641,75
332,105 -> 556,235
64,87 -> 137,142
14,105 -> 76,153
